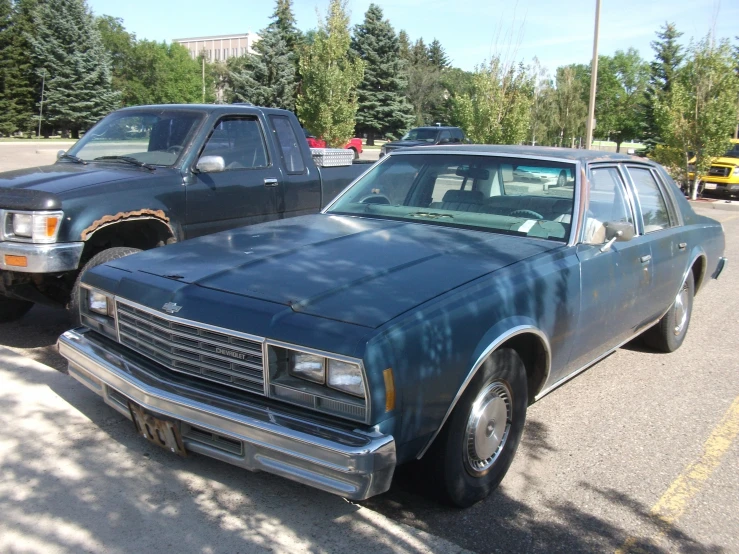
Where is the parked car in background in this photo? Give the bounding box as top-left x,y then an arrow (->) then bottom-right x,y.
688,139 -> 739,198
59,145 -> 725,508
0,104 -> 371,322
303,129 -> 363,159
380,126 -> 468,157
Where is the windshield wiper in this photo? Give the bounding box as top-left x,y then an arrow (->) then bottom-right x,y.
93,156 -> 156,170
407,212 -> 454,219
58,153 -> 87,165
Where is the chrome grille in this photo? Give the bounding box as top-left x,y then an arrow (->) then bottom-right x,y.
708,166 -> 730,177
116,300 -> 266,395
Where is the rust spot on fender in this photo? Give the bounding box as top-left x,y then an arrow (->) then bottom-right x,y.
81,209 -> 172,240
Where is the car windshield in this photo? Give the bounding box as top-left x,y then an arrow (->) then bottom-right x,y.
401,129 -> 439,142
723,143 -> 739,158
326,153 -> 576,242
66,110 -> 205,166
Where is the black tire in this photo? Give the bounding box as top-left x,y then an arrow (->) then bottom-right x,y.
0,296 -> 34,322
425,348 -> 528,507
557,170 -> 567,187
350,147 -> 359,160
69,247 -> 142,325
643,272 -> 694,353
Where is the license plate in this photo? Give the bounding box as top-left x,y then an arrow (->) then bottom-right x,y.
704,183 -> 718,190
128,401 -> 187,456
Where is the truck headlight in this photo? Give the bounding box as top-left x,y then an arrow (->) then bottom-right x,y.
733,167 -> 739,176
327,359 -> 365,397
5,211 -> 63,243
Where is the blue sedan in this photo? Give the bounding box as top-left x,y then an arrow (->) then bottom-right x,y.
59,146 -> 726,507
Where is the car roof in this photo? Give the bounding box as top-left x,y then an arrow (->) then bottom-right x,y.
115,104 -> 293,117
411,126 -> 460,131
403,144 -> 650,163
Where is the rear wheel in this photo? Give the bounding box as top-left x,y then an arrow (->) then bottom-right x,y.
0,296 -> 34,322
425,348 -> 528,507
643,272 -> 694,352
350,147 -> 359,160
69,247 -> 142,324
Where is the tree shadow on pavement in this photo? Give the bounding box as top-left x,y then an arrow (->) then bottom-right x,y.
0,304 -> 70,371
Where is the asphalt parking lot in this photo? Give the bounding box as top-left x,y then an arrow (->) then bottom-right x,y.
0,143 -> 737,553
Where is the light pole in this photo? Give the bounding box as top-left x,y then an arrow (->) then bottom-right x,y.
37,69 -> 46,138
585,0 -> 601,150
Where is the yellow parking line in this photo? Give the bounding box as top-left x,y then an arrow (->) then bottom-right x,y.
615,395 -> 739,553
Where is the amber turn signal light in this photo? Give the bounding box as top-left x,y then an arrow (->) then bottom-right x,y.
46,216 -> 60,238
4,255 -> 28,267
383,368 -> 395,412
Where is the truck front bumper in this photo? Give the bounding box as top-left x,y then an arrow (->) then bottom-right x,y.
58,329 -> 396,500
0,241 -> 83,272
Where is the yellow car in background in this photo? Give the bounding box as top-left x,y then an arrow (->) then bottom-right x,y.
689,139 -> 739,198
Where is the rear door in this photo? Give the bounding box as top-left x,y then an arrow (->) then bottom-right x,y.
568,164 -> 654,371
184,113 -> 283,238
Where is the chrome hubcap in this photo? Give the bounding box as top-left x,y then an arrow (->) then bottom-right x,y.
464,381 -> 512,474
673,284 -> 689,335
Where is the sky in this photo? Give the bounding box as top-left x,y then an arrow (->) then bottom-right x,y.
86,0 -> 738,73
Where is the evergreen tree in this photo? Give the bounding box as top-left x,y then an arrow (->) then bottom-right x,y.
228,0 -> 298,110
397,30 -> 411,62
297,0 -> 364,147
28,0 -> 119,137
0,0 -> 40,136
427,38 -> 450,70
351,4 -> 413,144
411,38 -> 427,66
96,15 -> 134,96
643,23 -> 684,149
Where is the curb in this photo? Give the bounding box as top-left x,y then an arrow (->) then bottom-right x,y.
688,200 -> 739,212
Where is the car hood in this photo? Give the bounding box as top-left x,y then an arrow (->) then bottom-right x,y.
0,163 -> 160,196
712,156 -> 739,167
108,215 -> 560,328
385,140 -> 435,149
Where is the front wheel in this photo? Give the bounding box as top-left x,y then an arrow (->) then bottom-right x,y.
0,296 -> 34,322
643,272 -> 694,352
425,348 -> 528,507
69,247 -> 142,324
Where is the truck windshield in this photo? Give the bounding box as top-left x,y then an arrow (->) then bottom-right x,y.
326,153 -> 576,242
401,129 -> 439,142
65,110 -> 205,167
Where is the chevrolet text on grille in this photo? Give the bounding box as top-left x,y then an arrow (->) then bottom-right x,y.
215,348 -> 247,360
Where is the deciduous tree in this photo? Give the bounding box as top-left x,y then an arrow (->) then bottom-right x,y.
297,0 -> 363,147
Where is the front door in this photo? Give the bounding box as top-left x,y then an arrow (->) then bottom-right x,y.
184,114 -> 283,239
568,165 -> 654,371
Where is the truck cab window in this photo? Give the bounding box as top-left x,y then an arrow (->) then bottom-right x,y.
270,115 -> 305,174
202,117 -> 269,170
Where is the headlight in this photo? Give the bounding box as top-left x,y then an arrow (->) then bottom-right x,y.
289,352 -> 325,384
327,359 -> 365,397
733,167 -> 739,176
5,211 -> 63,243
88,290 -> 113,316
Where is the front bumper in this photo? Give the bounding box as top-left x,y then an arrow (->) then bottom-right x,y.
0,240 -> 83,272
57,329 -> 396,500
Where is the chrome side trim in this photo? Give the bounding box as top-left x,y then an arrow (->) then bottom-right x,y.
682,252 -> 706,293
534,317 -> 661,401
0,240 -> 84,272
416,325 -> 551,459
58,329 -> 396,501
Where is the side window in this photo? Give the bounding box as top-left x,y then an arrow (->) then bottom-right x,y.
585,167 -> 634,244
438,130 -> 452,144
270,115 -> 305,174
201,117 -> 268,170
451,129 -> 464,143
628,167 -> 672,232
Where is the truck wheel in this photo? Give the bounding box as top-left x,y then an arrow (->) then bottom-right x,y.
350,147 -> 359,160
0,296 -> 34,322
69,247 -> 142,325
643,272 -> 694,353
425,348 -> 528,507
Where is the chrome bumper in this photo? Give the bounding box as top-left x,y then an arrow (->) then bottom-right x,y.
57,329 -> 396,500
0,241 -> 83,272
713,256 -> 727,279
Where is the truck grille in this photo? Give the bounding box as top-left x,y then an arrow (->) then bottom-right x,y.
708,166 -> 731,177
116,300 -> 266,395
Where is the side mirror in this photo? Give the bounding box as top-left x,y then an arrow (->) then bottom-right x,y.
57,150 -> 66,160
600,222 -> 635,252
195,155 -> 225,173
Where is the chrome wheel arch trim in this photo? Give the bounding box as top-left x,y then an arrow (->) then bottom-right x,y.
683,251 -> 706,293
416,325 -> 551,459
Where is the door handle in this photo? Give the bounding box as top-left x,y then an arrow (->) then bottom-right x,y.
264,178 -> 279,187
678,242 -> 687,250
640,254 -> 652,263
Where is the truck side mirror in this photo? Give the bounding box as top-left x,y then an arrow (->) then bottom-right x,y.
195,155 -> 225,173
57,150 -> 66,160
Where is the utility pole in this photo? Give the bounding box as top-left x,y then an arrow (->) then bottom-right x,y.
37,69 -> 46,138
202,57 -> 205,103
585,0 -> 601,150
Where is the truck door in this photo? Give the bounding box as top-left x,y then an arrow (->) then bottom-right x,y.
184,114 -> 283,238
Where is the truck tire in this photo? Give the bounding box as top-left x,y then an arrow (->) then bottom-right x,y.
0,296 -> 34,322
69,247 -> 142,325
